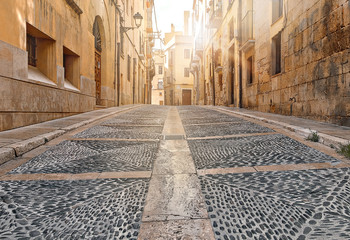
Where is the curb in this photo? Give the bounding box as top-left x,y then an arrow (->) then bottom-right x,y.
0,105 -> 139,165
215,107 -> 349,148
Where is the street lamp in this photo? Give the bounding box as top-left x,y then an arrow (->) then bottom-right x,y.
122,12 -> 143,32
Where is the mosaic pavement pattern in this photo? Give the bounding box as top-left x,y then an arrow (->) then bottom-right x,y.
181,116 -> 244,125
102,117 -> 165,126
73,125 -> 163,139
0,178 -> 149,239
10,140 -> 159,174
178,106 -> 235,120
200,168 -> 350,240
183,122 -> 274,138
188,134 -> 340,169
119,106 -> 170,119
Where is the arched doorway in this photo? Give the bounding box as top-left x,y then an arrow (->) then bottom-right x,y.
93,19 -> 102,105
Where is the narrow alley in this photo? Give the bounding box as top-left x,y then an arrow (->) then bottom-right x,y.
0,105 -> 349,239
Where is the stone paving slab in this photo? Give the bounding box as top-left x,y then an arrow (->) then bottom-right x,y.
184,122 -> 274,138
188,134 -> 340,170
73,125 -> 163,139
199,168 -> 350,240
142,174 -> 208,222
139,219 -> 215,239
152,140 -> 196,175
0,148 -> 15,165
0,178 -> 149,239
9,140 -> 159,174
0,139 -> 17,148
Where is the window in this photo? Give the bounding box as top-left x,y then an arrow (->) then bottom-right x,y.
159,92 -> 162,96
219,73 -> 223,90
184,68 -> 190,77
26,23 -> 56,84
247,56 -> 253,84
272,0 -> 283,23
184,49 -> 190,59
127,55 -> 131,81
272,32 -> 282,75
63,46 -> 80,90
158,65 -> 163,74
158,79 -> 163,89
27,34 -> 37,67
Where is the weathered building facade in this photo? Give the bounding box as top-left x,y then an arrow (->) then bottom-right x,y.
0,0 -> 154,131
151,51 -> 165,105
164,19 -> 194,106
191,0 -> 350,126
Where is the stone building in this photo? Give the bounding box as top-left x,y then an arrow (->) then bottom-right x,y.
151,50 -> 165,105
0,0 -> 154,131
191,0 -> 350,126
164,17 -> 194,106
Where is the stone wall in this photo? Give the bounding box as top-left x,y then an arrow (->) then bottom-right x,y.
254,0 -> 350,126
0,0 -> 147,131
200,0 -> 349,126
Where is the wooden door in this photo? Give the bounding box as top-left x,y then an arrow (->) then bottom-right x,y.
95,50 -> 102,105
182,90 -> 192,105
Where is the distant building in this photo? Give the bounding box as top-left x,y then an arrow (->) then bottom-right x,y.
164,13 -> 194,106
151,50 -> 165,105
191,0 -> 350,126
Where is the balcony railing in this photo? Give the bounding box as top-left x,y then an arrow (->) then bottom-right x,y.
241,10 -> 254,48
207,0 -> 223,28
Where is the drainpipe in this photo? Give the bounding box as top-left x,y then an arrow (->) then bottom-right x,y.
114,5 -> 117,106
212,43 -> 216,106
238,0 -> 243,108
117,43 -> 121,106
239,51 -> 242,108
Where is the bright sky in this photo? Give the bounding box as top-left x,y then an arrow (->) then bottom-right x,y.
153,0 -> 193,38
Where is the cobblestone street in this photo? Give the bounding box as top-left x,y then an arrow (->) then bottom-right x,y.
0,105 -> 349,239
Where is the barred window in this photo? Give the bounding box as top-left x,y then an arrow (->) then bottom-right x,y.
27,34 -> 37,67
184,68 -> 190,77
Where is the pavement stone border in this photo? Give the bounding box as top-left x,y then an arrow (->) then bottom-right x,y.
214,107 -> 349,148
0,105 -> 140,165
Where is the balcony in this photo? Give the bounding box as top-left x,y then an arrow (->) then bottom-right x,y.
207,0 -> 223,29
240,10 -> 255,52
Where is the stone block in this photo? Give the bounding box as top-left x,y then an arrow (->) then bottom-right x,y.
328,7 -> 343,34
344,3 -> 350,27
0,40 -> 13,78
342,49 -> 350,74
8,136 -> 46,156
80,75 -> 95,96
293,33 -> 303,53
0,147 -> 15,165
57,65 -> 65,88
12,47 -> 28,79
314,78 -> 327,100
40,130 -> 66,141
